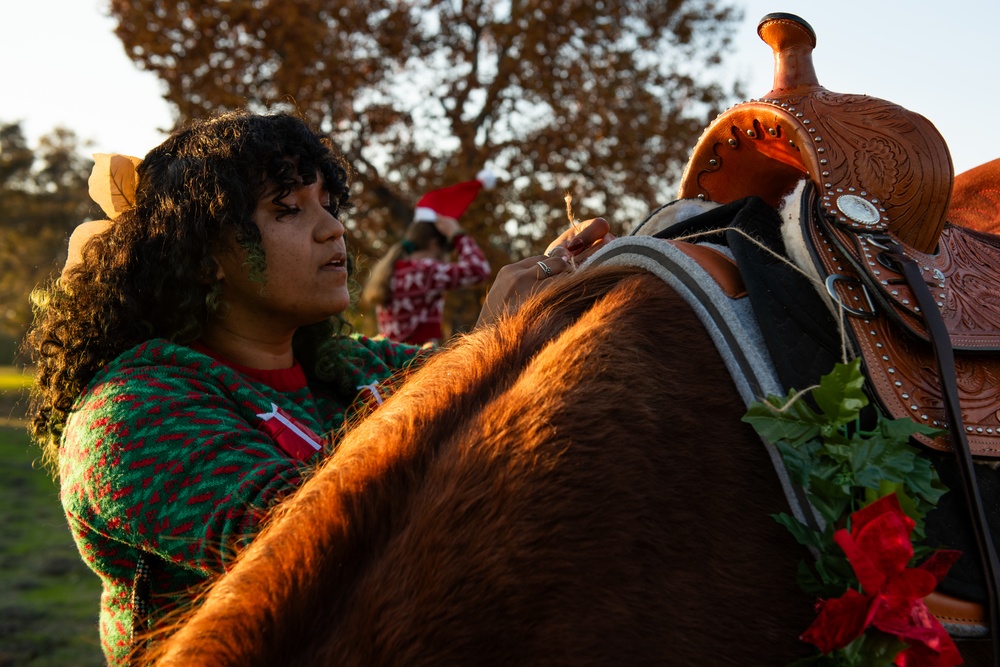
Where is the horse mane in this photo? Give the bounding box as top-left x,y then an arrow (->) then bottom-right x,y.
143,264 -> 814,666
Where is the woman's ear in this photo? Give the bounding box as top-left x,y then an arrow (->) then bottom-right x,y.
213,258 -> 226,282
209,229 -> 245,284
199,256 -> 225,285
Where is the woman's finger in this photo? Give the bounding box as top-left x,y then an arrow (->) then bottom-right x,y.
533,254 -> 572,280
545,217 -> 613,257
545,245 -> 572,261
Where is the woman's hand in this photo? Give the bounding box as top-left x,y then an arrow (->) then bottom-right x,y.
544,217 -> 613,260
476,218 -> 615,328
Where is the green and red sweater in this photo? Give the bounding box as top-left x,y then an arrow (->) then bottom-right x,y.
59,335 -> 429,666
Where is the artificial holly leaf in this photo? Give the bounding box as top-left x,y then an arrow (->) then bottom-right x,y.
813,550 -> 855,594
787,631 -> 904,666
807,478 -> 852,524
820,428 -> 852,449
812,359 -> 868,429
795,558 -> 825,596
807,456 -> 849,486
847,436 -> 912,489
865,482 -> 906,510
776,440 -> 820,486
743,392 -> 825,446
877,415 -> 945,444
773,512 -> 824,549
849,431 -> 947,514
820,442 -> 855,465
836,631 -> 908,667
903,456 -> 947,506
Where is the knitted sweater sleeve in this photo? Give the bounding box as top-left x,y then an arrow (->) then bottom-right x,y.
338,333 -> 434,377
328,334 -> 434,415
60,361 -> 307,579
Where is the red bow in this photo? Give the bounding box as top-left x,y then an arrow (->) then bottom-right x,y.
801,494 -> 962,667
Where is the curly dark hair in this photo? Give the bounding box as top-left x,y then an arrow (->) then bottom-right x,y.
26,111 -> 357,470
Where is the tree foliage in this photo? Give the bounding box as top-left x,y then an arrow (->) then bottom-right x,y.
110,0 -> 743,332
0,123 -> 94,350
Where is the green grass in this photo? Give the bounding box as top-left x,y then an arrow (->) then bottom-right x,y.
0,396 -> 105,665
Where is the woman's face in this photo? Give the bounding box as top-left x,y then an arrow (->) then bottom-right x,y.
213,174 -> 350,337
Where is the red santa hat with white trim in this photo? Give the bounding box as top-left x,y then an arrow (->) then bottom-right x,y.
413,169 -> 496,222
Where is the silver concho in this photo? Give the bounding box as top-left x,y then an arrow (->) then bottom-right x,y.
836,195 -> 881,226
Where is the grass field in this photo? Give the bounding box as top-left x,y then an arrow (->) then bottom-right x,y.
0,370 -> 105,666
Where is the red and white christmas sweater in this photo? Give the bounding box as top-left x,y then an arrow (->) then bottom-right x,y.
375,234 -> 491,344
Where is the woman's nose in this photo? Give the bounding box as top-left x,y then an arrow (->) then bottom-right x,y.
317,207 -> 345,241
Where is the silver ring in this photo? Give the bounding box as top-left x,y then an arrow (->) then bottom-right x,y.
536,261 -> 553,278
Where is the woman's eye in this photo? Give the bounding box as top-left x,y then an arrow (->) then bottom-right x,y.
275,207 -> 301,221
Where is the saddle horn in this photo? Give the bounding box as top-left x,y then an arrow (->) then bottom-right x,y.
678,13 -> 953,255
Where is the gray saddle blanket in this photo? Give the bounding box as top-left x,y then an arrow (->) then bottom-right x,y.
582,218 -> 826,537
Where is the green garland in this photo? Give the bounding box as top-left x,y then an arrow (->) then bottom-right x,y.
742,359 -> 951,666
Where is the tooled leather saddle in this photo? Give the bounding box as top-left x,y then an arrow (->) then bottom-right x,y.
671,12 -> 1000,650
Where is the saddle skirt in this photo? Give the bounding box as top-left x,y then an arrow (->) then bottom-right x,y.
788,182 -> 1000,456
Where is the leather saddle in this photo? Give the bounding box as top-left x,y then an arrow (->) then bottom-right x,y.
678,13 -> 1000,458
668,12 -> 1000,641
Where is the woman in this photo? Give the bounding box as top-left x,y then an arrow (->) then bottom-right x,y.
360,213 -> 491,345
25,110 -> 608,666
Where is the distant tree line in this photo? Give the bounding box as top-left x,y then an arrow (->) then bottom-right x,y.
0,123 -> 95,357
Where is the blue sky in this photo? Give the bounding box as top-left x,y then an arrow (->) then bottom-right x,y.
1,1 -> 997,175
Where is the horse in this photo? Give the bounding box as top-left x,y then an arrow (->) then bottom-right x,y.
143,13 -> 1000,666
143,264 -> 821,666
141,249 -> 998,666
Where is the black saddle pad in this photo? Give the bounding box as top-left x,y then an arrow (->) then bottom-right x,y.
652,196 -> 840,392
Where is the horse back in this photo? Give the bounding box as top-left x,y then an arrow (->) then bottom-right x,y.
147,266 -> 813,666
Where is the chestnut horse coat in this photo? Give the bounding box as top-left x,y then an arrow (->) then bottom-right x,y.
141,266 -> 811,664
145,265 -> 993,666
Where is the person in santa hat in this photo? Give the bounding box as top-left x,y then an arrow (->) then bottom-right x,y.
361,170 -> 495,345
